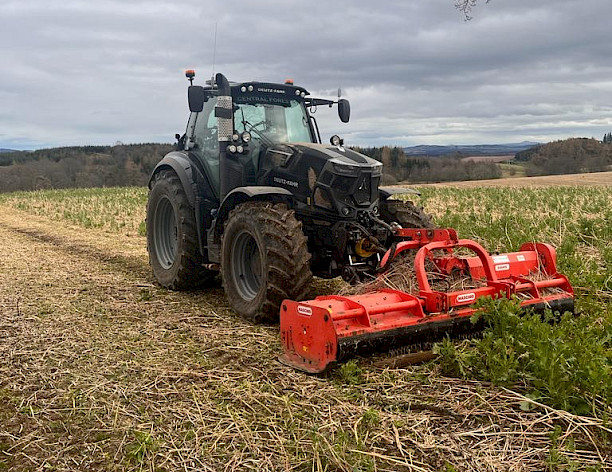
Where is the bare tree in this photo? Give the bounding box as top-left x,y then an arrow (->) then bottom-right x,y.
455,0 -> 491,20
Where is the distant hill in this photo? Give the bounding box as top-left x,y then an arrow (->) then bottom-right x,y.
0,148 -> 18,154
404,142 -> 539,157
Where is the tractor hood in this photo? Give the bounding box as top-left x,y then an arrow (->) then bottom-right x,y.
259,142 -> 383,213
291,143 -> 383,175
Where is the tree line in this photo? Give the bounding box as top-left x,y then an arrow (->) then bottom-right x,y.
0,144 -> 173,193
353,146 -> 502,184
1,137 -> 609,193
515,138 -> 612,176
0,142 -> 502,193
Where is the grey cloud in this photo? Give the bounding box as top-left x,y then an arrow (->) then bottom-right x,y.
1,0 -> 612,149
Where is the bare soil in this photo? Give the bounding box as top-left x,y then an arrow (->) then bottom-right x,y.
0,206 -> 609,471
460,155 -> 515,163
412,170 -> 612,188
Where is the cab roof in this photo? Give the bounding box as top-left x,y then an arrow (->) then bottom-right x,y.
204,80 -> 309,98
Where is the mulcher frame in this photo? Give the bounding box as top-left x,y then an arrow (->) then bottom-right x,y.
279,228 -> 575,373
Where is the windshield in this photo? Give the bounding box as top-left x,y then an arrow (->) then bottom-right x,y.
233,99 -> 313,144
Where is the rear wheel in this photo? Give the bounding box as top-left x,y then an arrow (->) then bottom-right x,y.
147,170 -> 215,289
221,202 -> 312,322
380,199 -> 434,228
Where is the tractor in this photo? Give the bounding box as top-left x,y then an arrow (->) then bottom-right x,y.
148,71 -> 574,372
147,71 -> 431,321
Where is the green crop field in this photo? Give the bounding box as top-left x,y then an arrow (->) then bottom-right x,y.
418,187 -> 611,419
0,187 -> 148,235
0,183 -> 610,471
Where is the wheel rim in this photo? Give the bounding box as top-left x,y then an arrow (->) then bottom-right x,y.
230,230 -> 263,301
153,196 -> 178,270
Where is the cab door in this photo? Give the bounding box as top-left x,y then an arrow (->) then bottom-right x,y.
186,97 -> 220,199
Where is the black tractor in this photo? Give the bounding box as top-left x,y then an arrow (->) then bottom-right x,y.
147,71 -> 432,321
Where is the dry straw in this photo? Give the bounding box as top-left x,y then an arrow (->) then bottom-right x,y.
0,205 -> 609,471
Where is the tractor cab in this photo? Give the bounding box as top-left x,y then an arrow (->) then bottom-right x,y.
180,71 -> 350,201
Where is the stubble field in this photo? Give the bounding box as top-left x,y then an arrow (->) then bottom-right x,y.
0,174 -> 610,471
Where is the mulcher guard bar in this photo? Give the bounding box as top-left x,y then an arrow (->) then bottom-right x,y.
279,228 -> 574,373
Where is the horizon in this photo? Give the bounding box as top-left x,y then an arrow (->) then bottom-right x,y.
1,141 -> 541,152
1,137 -> 597,153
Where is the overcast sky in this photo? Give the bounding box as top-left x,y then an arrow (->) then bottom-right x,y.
2,0 -> 612,150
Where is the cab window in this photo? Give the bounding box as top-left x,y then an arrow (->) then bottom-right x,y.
191,97 -> 220,193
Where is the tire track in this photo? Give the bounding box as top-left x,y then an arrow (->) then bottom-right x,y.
0,215 -> 151,281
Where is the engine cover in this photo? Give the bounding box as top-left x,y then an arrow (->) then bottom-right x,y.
258,142 -> 383,217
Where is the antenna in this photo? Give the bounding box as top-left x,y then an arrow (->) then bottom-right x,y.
211,21 -> 218,87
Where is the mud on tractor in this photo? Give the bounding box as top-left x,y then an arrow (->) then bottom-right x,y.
147,71 -> 574,373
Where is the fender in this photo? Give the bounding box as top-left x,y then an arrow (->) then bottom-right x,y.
215,186 -> 293,237
379,186 -> 421,201
206,186 -> 294,263
148,151 -> 199,207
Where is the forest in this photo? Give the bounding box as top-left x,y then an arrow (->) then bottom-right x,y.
0,137 -> 610,193
515,138 -> 612,176
0,144 -> 172,192
354,146 -> 502,184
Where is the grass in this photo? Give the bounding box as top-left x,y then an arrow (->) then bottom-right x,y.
417,186 -> 611,297
498,162 -> 527,178
415,186 -> 611,415
0,183 -> 610,471
435,298 -> 612,417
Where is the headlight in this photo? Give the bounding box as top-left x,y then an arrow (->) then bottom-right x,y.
228,144 -> 237,153
332,162 -> 359,175
371,162 -> 383,177
241,131 -> 251,143
236,145 -> 244,153
232,132 -> 240,142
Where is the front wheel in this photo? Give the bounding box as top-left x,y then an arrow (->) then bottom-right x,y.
221,202 -> 312,322
380,199 -> 434,228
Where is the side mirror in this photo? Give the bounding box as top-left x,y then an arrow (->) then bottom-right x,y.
188,86 -> 205,112
338,99 -> 350,123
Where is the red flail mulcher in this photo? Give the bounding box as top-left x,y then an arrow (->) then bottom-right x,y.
279,228 -> 574,373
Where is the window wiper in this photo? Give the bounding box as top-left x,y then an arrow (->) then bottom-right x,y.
242,118 -> 274,147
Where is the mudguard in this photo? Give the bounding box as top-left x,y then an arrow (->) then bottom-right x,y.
148,151 -> 199,207
379,186 -> 421,200
206,186 -> 294,263
213,186 -> 294,236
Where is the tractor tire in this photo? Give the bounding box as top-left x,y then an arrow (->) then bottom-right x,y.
147,169 -> 215,289
221,202 -> 312,323
380,199 -> 434,228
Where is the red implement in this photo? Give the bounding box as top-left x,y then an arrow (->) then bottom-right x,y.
279,229 -> 574,373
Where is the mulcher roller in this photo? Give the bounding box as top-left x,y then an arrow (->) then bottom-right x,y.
279,228 -> 574,373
